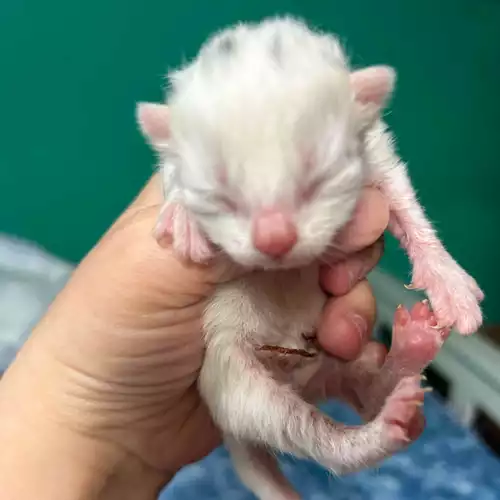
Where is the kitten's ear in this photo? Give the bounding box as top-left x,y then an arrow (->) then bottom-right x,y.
136,102 -> 170,151
350,65 -> 396,126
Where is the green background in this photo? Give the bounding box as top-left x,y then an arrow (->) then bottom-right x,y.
1,1 -> 498,322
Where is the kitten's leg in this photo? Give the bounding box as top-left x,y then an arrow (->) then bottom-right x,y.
153,163 -> 214,263
304,301 -> 445,439
302,343 -> 422,439
199,340 -> 425,476
365,121 -> 484,335
359,300 -> 449,420
304,342 -> 386,409
154,201 -> 213,263
138,104 -> 212,262
224,435 -> 300,500
323,300 -> 448,426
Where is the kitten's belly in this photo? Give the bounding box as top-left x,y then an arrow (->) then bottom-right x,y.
204,263 -> 326,388
206,264 -> 326,337
256,343 -> 325,390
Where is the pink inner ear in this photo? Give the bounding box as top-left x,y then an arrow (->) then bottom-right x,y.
350,66 -> 396,107
136,102 -> 170,147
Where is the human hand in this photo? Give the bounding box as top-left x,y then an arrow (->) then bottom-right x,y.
0,174 -> 389,500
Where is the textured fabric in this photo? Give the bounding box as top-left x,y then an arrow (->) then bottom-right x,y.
161,396 -> 500,500
0,233 -> 72,371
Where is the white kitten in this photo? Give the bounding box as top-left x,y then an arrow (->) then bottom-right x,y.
137,16 -> 483,499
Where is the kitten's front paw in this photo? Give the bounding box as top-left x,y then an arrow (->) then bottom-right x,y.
154,202 -> 214,263
409,249 -> 484,335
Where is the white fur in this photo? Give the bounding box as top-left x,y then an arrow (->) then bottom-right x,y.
136,15 -> 484,499
364,120 -> 484,334
199,267 -> 410,496
164,17 -> 365,268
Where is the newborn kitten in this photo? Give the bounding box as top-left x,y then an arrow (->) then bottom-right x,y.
136,16 -> 483,499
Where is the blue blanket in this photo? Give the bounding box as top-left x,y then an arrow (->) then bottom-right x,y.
160,394 -> 500,500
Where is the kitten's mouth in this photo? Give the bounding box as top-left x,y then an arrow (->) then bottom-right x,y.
224,246 -> 320,271
259,254 -> 318,270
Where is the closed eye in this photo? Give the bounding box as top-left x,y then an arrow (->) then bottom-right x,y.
214,194 -> 239,212
298,177 -> 326,204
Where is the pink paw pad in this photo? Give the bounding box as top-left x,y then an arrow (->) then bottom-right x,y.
390,301 -> 450,371
380,375 -> 425,445
154,202 -> 213,263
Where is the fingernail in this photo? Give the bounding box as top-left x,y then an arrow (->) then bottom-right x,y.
347,267 -> 357,289
349,313 -> 367,340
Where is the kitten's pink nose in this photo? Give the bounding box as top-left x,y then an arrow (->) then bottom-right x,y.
251,210 -> 298,258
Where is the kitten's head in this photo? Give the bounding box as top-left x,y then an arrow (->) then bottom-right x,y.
137,21 -> 394,268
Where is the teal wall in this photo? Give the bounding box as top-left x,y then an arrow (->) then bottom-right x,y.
1,1 -> 498,322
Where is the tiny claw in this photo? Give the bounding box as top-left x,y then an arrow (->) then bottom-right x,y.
422,387 -> 433,393
412,400 -> 424,407
397,304 -> 403,310
420,374 -> 427,381
422,299 -> 429,305
430,324 -> 445,330
404,283 -> 416,290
